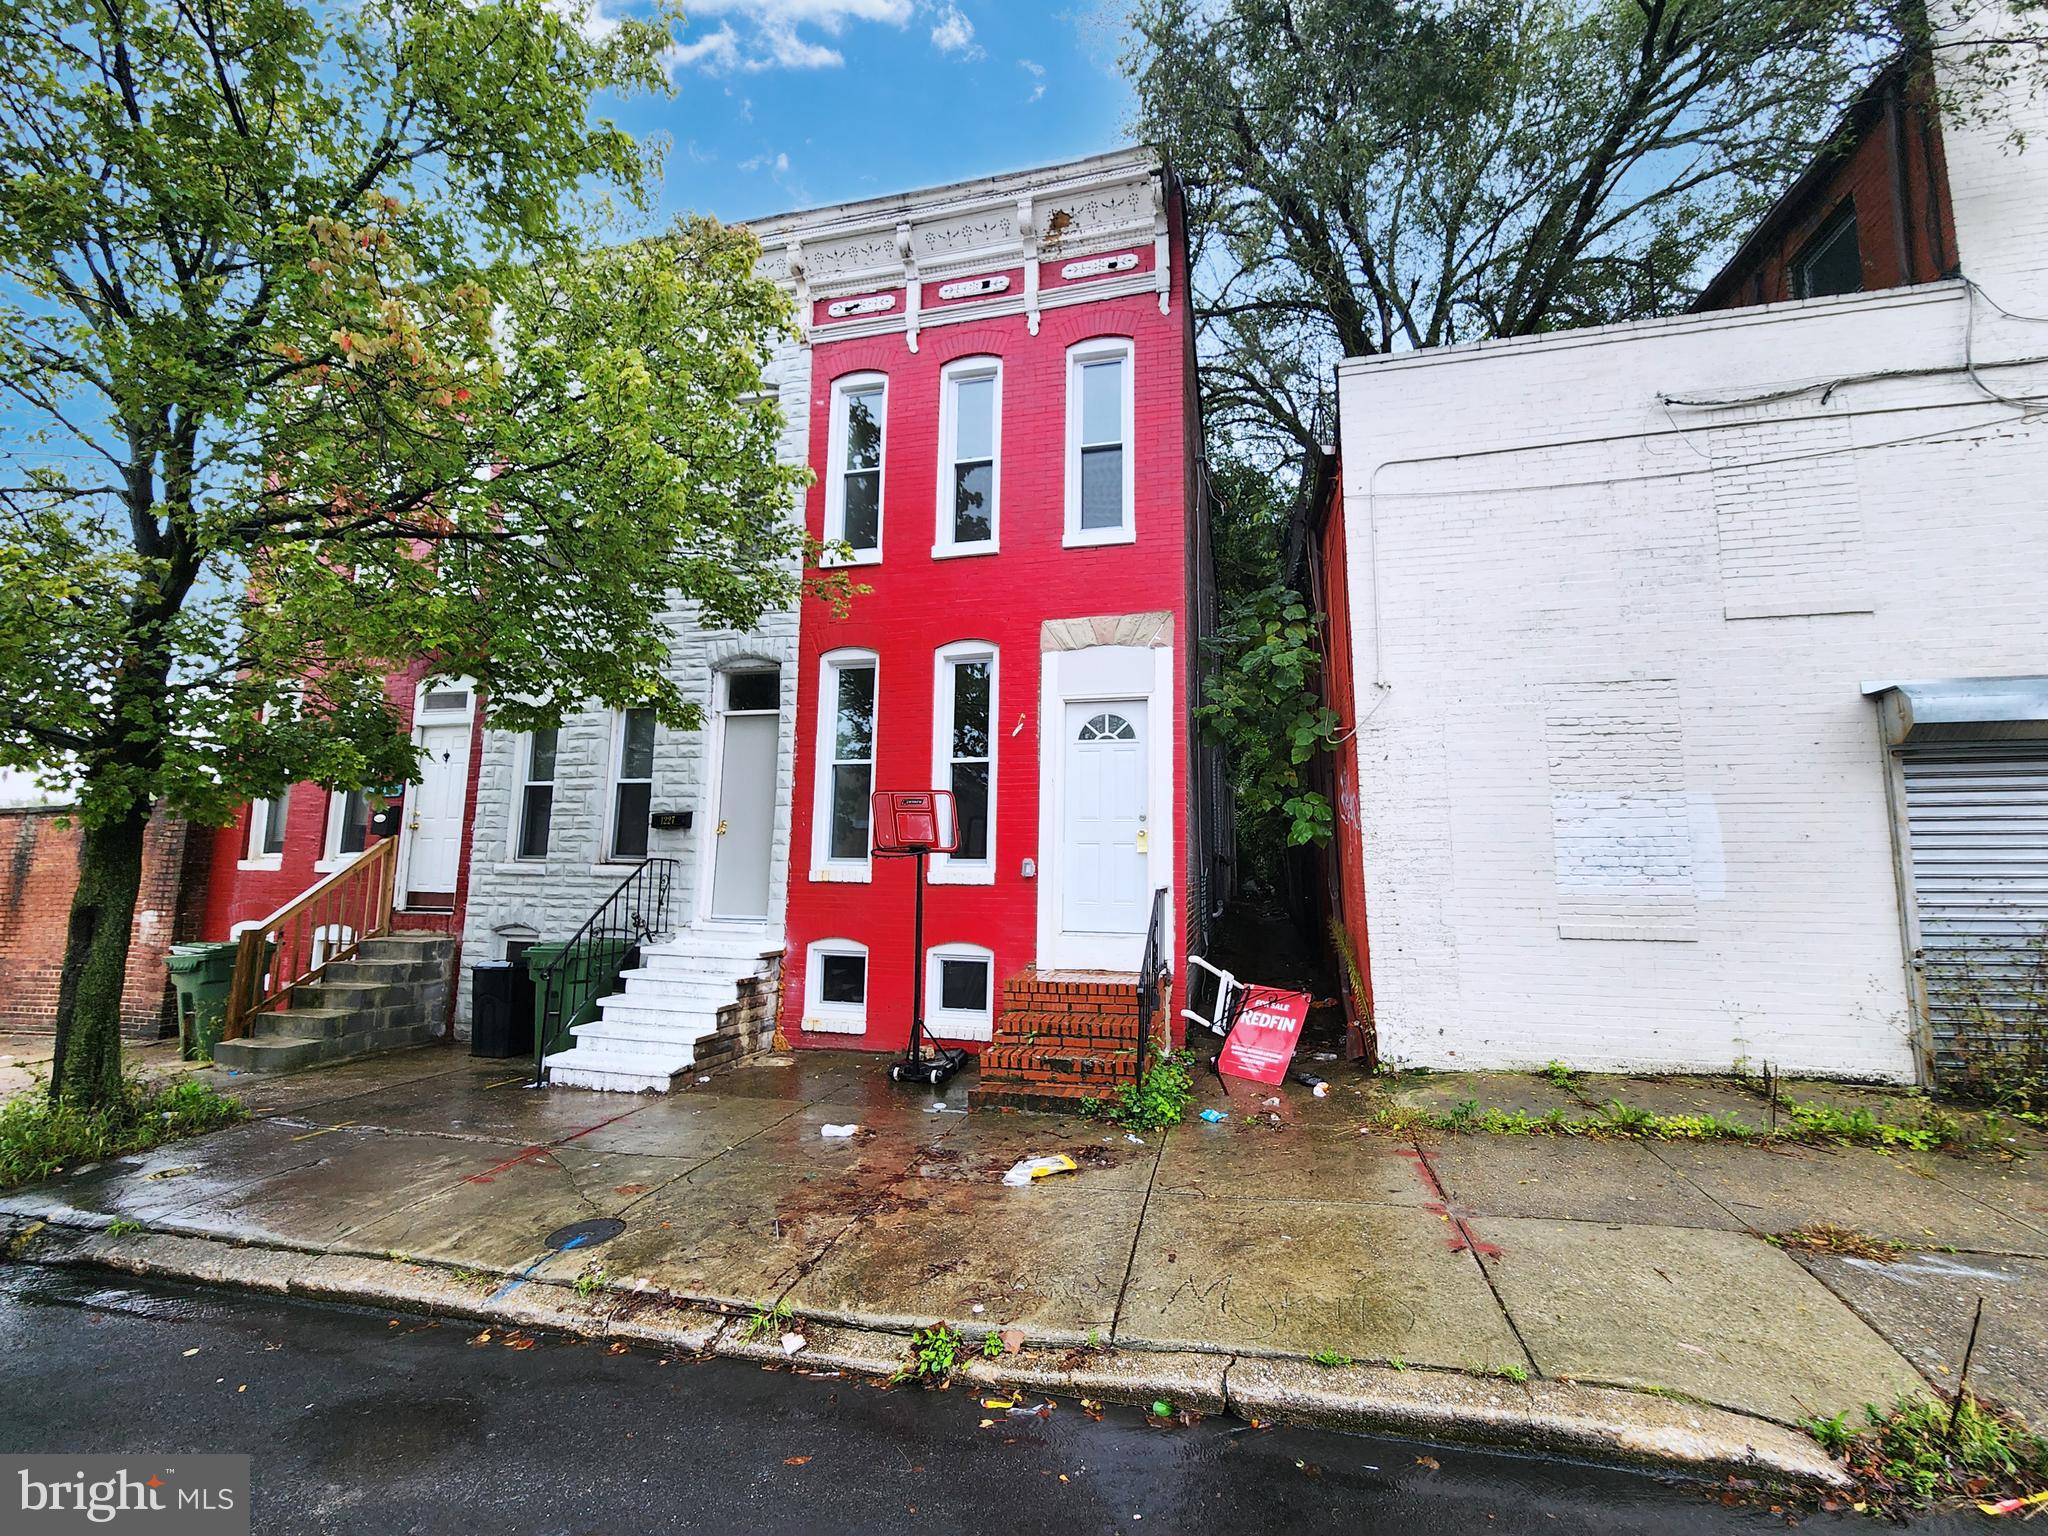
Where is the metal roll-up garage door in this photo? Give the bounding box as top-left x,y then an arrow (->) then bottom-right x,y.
1899,743 -> 2048,1090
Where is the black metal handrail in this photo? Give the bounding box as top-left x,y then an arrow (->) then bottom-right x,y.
531,858 -> 679,1085
1134,886 -> 1170,1084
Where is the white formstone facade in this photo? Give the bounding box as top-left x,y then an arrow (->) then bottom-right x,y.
454,333 -> 811,1033
1335,38 -> 2048,1079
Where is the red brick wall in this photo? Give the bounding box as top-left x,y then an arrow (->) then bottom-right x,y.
779,203 -> 1196,1057
1697,73 -> 1955,312
0,805 -> 208,1038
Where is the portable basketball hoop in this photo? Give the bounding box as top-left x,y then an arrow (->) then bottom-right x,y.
871,790 -> 970,1087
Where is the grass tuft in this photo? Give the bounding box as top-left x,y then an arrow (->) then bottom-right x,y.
0,1076 -> 247,1191
1811,1393 -> 2048,1513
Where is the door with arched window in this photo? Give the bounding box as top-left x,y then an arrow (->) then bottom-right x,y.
1061,701 -> 1150,936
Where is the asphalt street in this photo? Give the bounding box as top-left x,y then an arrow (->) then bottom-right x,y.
0,1263 -> 1974,1534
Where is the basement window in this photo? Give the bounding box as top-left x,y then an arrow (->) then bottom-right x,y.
926,943 -> 993,1041
805,938 -> 868,1035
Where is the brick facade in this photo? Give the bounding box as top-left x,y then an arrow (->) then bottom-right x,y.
0,805 -> 210,1039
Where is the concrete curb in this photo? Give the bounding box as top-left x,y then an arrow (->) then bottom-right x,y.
4,1217 -> 1848,1489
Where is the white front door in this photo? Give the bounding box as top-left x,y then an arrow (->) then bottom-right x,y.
709,684 -> 779,920
1060,700 -> 1150,937
401,721 -> 471,904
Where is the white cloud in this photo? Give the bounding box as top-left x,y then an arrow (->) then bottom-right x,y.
665,0 -> 918,74
546,0 -> 622,43
1019,56 -> 1046,102
739,150 -> 792,175
929,3 -> 983,59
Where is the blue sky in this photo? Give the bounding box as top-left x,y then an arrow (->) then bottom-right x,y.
599,1 -> 1140,225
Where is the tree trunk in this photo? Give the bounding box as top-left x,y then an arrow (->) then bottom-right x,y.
48,807 -> 151,1109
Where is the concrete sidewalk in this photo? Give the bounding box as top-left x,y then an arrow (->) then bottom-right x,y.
4,1043 -> 2044,1483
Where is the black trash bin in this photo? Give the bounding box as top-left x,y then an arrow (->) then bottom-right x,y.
470,958 -> 536,1058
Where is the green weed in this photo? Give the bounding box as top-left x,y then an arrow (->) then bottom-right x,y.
1082,1053 -> 1195,1131
1492,1363 -> 1530,1385
104,1218 -> 143,1238
1309,1348 -> 1354,1368
982,1331 -> 1004,1360
572,1265 -> 607,1298
1541,1060 -> 1578,1091
0,1076 -> 246,1191
895,1323 -> 960,1386
1821,1394 -> 2048,1512
740,1298 -> 796,1342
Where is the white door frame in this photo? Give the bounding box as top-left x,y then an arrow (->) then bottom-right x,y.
695,666 -> 782,927
395,676 -> 477,908
1035,643 -> 1175,972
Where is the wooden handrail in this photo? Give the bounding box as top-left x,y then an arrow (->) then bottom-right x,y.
222,836 -> 399,1041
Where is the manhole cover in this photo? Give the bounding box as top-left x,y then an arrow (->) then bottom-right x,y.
544,1218 -> 625,1252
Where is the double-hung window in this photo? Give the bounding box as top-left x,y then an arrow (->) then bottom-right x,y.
932,642 -> 995,883
516,728 -> 557,860
1065,338 -> 1135,547
825,374 -> 886,564
608,708 -> 656,862
813,651 -> 877,878
322,789 -> 368,867
935,358 -> 1000,556
246,787 -> 290,864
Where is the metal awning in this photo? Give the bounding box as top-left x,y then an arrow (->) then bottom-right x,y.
1861,675 -> 2048,746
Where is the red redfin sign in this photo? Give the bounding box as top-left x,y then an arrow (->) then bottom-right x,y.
1216,989 -> 1311,1085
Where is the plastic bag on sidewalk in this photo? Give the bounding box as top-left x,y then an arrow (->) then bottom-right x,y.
1000,1154 -> 1078,1187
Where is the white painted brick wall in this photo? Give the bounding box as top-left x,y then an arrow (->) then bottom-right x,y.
455,333 -> 813,1031
1336,44 -> 2048,1077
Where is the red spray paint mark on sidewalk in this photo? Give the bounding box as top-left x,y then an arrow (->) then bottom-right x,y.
461,1106 -> 646,1183
1395,1144 -> 1503,1259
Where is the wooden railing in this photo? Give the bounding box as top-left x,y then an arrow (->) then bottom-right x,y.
222,836 -> 399,1042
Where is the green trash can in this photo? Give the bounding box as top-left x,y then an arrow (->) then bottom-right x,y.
526,935 -> 636,1059
166,941 -> 242,1062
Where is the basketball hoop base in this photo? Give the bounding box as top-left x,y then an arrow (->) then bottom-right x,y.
888,1042 -> 969,1087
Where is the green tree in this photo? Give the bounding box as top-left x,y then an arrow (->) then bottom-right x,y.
1128,0 -> 2046,459
0,0 -> 817,1108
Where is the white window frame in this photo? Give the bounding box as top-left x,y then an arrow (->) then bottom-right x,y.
933,356 -> 1001,559
1063,337 -> 1136,549
805,937 -> 869,1035
925,942 -> 994,1042
810,648 -> 879,883
930,641 -> 997,886
514,728 -> 558,862
604,707 -> 658,865
241,787 -> 289,870
315,787 -> 370,873
823,372 -> 887,566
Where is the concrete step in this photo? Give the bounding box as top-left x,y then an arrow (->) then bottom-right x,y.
595,987 -> 729,1017
212,1023 -> 436,1073
321,957 -> 432,988
611,971 -> 744,1005
250,1008 -> 358,1041
967,1080 -> 1107,1115
357,934 -> 455,964
630,948 -> 767,981
575,1015 -> 720,1049
289,981 -> 396,1013
543,1046 -> 690,1093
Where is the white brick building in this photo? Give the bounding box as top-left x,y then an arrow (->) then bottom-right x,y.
454,327 -> 810,1055
1335,37 -> 2048,1082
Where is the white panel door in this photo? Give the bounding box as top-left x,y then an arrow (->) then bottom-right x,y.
1061,700 -> 1150,935
711,713 -> 778,919
403,721 -> 471,898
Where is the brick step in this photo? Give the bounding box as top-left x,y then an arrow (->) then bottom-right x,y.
968,1081 -> 1114,1115
980,1044 -> 1134,1077
989,1010 -> 1142,1049
1000,968 -> 1141,1015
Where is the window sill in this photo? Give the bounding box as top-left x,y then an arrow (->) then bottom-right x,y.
237,856 -> 283,872
804,1011 -> 867,1035
492,861 -> 550,876
809,864 -> 873,885
591,861 -> 648,877
931,541 -> 999,561
820,549 -> 883,569
1062,526 -> 1137,550
312,852 -> 364,874
928,1013 -> 993,1043
929,863 -> 996,886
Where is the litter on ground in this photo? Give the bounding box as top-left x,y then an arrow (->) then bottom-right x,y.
1001,1153 -> 1078,1186
820,1124 -> 860,1139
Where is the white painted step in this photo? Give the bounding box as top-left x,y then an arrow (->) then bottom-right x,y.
543,1046 -> 689,1093
612,970 -> 744,1004
575,1014 -> 720,1048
